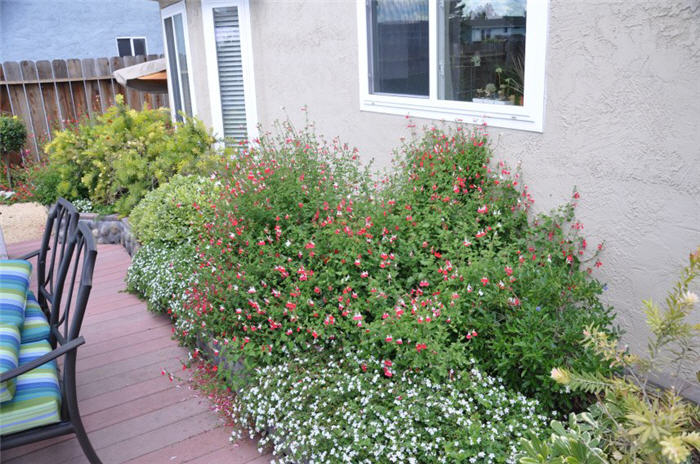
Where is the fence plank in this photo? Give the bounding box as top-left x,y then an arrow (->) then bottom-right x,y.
81,58 -> 103,118
109,56 -> 127,104
20,60 -> 50,152
95,58 -> 115,111
66,59 -> 89,121
2,62 -> 39,156
2,56 -> 167,158
122,56 -> 143,110
52,59 -> 76,123
36,60 -> 63,133
0,66 -> 11,115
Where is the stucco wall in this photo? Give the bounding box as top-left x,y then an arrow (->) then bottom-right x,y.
0,0 -> 163,61
246,0 -> 700,383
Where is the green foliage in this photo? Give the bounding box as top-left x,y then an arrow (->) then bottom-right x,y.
43,95 -> 218,215
30,163 -> 62,205
539,247 -> 700,464
0,115 -> 27,188
0,115 -> 27,154
234,351 -> 550,464
129,175 -> 219,245
519,413 -> 607,464
172,122 -> 615,412
126,242 -> 196,314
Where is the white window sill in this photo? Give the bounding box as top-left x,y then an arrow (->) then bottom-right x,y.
359,96 -> 543,132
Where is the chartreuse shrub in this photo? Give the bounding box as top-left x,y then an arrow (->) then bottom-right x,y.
43,95 -> 218,215
129,175 -> 219,245
234,351 -> 549,464
179,122 -> 615,415
520,248 -> 700,464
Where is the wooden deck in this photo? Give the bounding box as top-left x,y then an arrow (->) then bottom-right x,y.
3,240 -> 272,464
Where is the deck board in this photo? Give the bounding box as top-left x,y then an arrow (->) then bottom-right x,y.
3,239 -> 272,464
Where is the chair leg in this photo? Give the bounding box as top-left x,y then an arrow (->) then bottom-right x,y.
72,415 -> 102,464
64,353 -> 102,463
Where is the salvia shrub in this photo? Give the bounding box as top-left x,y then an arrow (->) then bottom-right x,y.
43,95 -> 218,215
173,121 -> 616,412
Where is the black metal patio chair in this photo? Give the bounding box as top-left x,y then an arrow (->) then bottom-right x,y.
18,198 -> 80,337
1,221 -> 102,463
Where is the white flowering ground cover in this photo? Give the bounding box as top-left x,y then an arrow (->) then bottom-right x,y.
233,351 -> 549,464
126,242 -> 196,315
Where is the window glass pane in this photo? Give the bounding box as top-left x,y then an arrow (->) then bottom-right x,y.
439,0 -> 526,106
213,6 -> 248,141
133,38 -> 146,56
164,17 -> 183,117
369,0 -> 429,96
173,14 -> 193,116
117,38 -> 132,57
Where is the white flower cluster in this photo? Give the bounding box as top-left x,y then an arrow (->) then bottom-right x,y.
126,242 -> 196,318
232,351 -> 548,464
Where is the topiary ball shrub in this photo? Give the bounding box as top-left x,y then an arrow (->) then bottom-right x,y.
129,175 -> 219,245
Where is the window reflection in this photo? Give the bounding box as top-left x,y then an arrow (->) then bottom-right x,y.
439,0 -> 526,105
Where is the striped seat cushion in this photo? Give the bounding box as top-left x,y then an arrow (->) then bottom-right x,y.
0,260 -> 32,327
20,291 -> 50,344
0,323 -> 21,402
0,340 -> 61,436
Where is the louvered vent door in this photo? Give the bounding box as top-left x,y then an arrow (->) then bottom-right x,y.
213,6 -> 247,141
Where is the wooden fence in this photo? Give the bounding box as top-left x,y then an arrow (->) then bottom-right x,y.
0,55 -> 169,159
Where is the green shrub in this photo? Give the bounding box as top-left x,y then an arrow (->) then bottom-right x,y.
126,242 -> 197,314
43,95 -> 219,215
532,247 -> 700,464
0,115 -> 27,188
31,163 -> 62,205
129,175 -> 218,245
234,350 -> 550,464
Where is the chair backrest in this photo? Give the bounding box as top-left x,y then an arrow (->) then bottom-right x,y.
37,199 -> 79,317
48,221 -> 97,346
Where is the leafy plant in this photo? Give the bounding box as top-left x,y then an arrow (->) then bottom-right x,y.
533,247 -> 700,464
519,413 -> 607,464
43,95 -> 219,215
234,351 -> 549,464
129,175 -> 219,245
173,121 -> 615,411
126,242 -> 197,315
0,115 -> 27,188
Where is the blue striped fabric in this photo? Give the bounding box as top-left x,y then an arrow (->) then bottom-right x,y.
0,340 -> 61,435
0,323 -> 21,402
20,291 -> 50,344
0,260 -> 32,327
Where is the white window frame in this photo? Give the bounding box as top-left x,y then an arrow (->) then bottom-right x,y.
356,0 -> 548,132
115,36 -> 148,57
202,0 -> 259,142
161,1 -> 197,120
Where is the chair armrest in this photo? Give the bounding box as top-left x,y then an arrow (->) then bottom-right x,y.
0,337 -> 85,383
17,249 -> 40,260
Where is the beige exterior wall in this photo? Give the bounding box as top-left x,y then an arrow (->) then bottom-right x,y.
167,0 -> 700,386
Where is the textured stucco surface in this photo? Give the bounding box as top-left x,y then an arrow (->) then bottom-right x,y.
181,0 -> 700,385
0,0 -> 163,61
